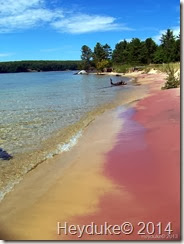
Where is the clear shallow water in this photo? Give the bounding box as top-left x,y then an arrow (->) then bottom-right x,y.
0,71 -> 145,201
0,71 -> 129,155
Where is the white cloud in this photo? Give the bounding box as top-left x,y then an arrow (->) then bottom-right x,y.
153,26 -> 180,44
0,0 -> 63,33
118,38 -> 132,43
0,0 -> 43,15
0,52 -> 14,57
0,9 -> 64,32
0,0 -> 131,34
51,14 -> 130,34
153,30 -> 166,43
172,26 -> 180,36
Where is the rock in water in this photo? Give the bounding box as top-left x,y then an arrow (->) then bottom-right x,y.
78,70 -> 88,75
0,148 -> 13,160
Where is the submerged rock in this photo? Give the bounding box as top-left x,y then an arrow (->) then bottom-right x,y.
0,148 -> 13,160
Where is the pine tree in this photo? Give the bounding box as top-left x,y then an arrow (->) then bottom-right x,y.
144,38 -> 158,64
112,40 -> 128,64
160,29 -> 176,63
81,45 -> 93,70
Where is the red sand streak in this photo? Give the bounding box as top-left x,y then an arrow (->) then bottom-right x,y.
66,88 -> 180,241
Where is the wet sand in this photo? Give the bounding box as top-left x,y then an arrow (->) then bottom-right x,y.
0,106 -> 126,240
71,87 -> 180,240
0,72 -> 180,240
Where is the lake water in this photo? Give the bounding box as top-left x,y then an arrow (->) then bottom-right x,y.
0,71 -> 144,200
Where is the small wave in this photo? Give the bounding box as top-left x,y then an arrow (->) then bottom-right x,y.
0,130 -> 83,202
0,178 -> 22,202
45,130 -> 82,159
0,82 -> 147,202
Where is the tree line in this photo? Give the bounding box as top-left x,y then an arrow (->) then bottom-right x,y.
81,29 -> 180,71
0,29 -> 180,74
0,60 -> 82,73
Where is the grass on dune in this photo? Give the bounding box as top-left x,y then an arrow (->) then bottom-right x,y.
113,62 -> 180,89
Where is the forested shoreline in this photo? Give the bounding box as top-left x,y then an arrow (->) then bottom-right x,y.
81,29 -> 180,71
0,29 -> 180,74
0,60 -> 82,73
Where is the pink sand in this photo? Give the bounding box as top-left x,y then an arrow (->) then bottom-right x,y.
68,88 -> 180,240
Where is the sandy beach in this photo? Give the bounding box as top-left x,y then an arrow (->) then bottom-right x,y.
0,72 -> 180,240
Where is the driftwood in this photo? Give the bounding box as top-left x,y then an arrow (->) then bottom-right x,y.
110,78 -> 127,86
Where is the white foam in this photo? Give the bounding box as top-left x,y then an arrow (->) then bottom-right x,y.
0,130 -> 83,202
45,130 -> 82,159
0,178 -> 22,202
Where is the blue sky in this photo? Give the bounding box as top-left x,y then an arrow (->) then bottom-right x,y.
0,0 -> 180,61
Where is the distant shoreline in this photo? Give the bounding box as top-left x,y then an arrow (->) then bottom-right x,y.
0,60 -> 82,73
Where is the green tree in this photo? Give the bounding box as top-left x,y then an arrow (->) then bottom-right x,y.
96,59 -> 110,72
103,44 -> 112,60
112,40 -> 129,64
93,42 -> 112,68
153,46 -> 165,63
174,33 -> 180,62
93,42 -> 106,63
160,29 -> 176,63
81,45 -> 93,70
128,38 -> 145,65
139,41 -> 149,64
144,38 -> 158,64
